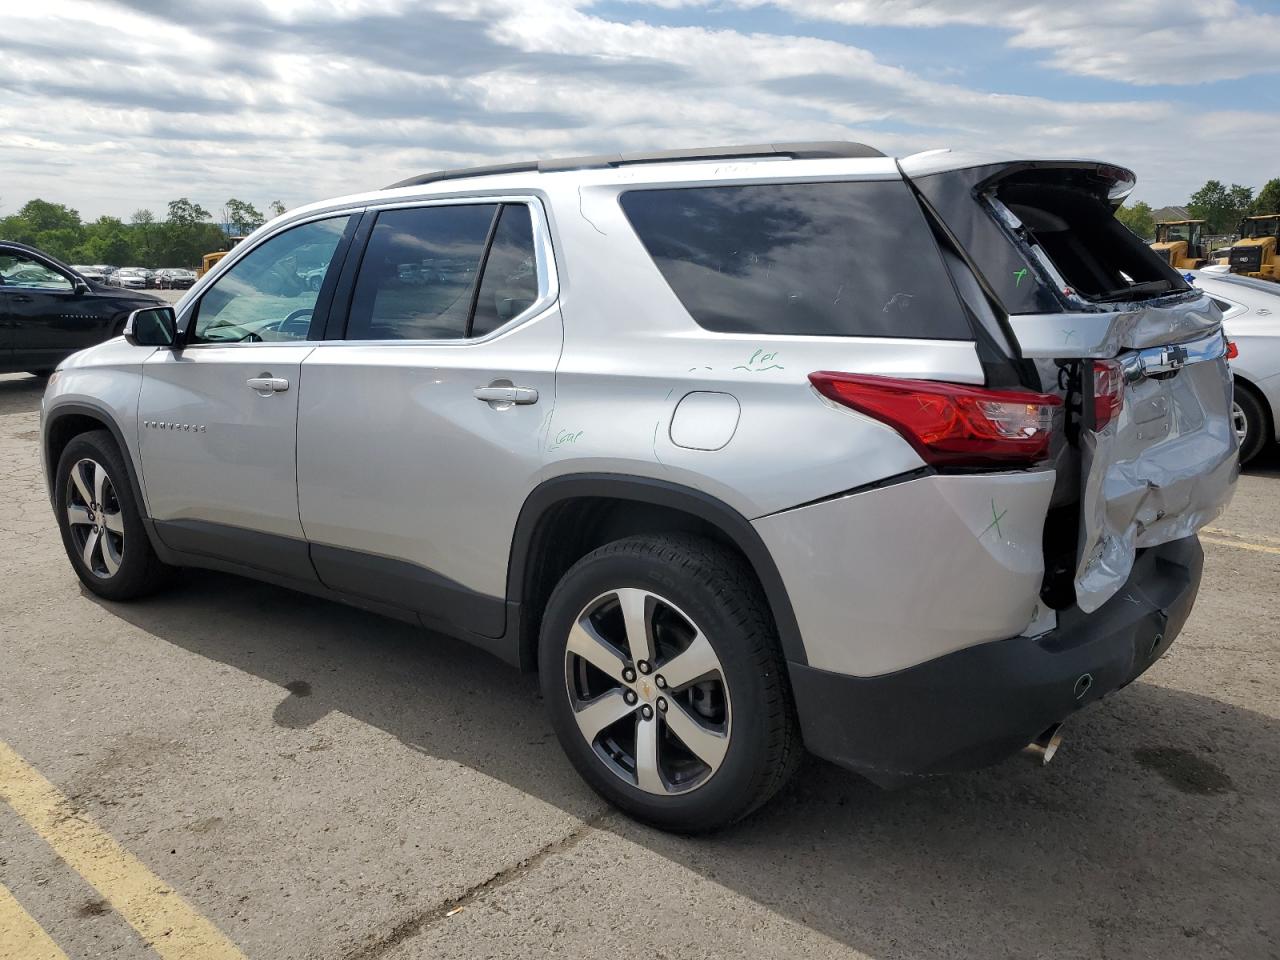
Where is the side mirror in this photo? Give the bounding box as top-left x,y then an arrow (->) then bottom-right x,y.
73,279 -> 91,295
124,306 -> 178,347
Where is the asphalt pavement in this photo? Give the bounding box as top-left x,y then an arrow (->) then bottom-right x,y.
1,370 -> 1277,960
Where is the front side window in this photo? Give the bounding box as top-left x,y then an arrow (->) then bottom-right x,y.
191,216 -> 350,344
346,204 -> 499,341
0,252 -> 72,291
619,181 -> 970,339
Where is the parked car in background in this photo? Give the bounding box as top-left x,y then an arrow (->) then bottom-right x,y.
1191,269 -> 1280,464
71,265 -> 108,283
41,144 -> 1237,831
112,267 -> 149,289
0,241 -> 162,375
155,268 -> 196,290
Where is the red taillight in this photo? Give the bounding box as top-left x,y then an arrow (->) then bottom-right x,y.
1092,360 -> 1124,431
1227,340 -> 1239,360
809,371 -> 1062,468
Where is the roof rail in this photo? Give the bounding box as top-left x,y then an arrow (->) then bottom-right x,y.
384,141 -> 884,190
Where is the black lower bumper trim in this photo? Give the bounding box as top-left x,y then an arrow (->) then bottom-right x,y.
790,536 -> 1204,786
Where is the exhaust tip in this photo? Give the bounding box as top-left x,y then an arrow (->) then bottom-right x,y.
1022,722 -> 1065,766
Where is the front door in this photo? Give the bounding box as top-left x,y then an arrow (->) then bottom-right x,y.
296,199 -> 560,638
0,246 -> 96,373
138,214 -> 356,576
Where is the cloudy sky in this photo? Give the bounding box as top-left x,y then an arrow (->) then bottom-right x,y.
2,0 -> 1278,220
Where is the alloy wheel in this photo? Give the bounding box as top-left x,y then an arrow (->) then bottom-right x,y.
1232,400 -> 1249,446
564,588 -> 731,796
66,458 -> 125,578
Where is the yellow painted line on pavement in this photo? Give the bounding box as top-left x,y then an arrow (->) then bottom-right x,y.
0,880 -> 70,960
1200,534 -> 1280,556
0,740 -> 247,960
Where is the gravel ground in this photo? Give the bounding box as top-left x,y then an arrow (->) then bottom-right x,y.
1,370 -> 1277,960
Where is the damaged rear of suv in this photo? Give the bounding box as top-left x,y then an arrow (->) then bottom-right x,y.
786,152 -> 1237,784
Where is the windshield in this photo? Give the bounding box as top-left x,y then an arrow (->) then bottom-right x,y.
1242,218 -> 1279,238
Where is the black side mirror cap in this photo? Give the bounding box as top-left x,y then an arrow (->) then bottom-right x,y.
123,305 -> 178,347
73,279 -> 91,295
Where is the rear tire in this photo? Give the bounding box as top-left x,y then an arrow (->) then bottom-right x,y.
54,430 -> 172,601
539,533 -> 800,832
1233,382 -> 1270,466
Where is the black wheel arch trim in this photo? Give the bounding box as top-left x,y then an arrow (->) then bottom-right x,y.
506,473 -> 808,668
43,401 -> 152,528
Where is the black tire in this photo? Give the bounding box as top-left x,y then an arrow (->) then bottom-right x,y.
54,430 -> 171,601
1234,381 -> 1271,466
539,533 -> 800,832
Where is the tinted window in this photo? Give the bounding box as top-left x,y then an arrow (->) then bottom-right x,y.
193,217 -> 349,343
471,204 -> 539,338
347,204 -> 498,341
619,181 -> 969,339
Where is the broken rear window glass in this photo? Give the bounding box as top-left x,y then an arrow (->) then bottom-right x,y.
619,180 -> 970,339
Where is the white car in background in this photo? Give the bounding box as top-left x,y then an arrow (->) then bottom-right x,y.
113,267 -> 148,289
1192,269 -> 1280,464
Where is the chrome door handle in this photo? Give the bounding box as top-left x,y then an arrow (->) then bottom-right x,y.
247,376 -> 289,393
474,384 -> 538,405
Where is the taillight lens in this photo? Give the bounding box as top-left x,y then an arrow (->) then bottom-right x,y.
1092,360 -> 1124,431
1227,340 -> 1239,360
809,371 -> 1062,468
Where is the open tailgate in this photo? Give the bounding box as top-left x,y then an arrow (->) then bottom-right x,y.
904,155 -> 1238,611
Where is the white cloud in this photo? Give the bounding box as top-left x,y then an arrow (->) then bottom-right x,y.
0,0 -> 1276,221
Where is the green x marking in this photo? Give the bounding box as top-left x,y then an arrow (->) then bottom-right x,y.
982,499 -> 1008,539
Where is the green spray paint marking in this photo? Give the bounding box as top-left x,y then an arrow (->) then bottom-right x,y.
1013,268 -> 1029,287
981,499 -> 1008,539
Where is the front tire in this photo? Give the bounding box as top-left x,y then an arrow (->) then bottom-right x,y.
1233,382 -> 1270,466
54,431 -> 171,601
539,534 -> 800,832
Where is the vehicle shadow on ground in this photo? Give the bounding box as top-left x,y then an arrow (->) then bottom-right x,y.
100,571 -> 1280,960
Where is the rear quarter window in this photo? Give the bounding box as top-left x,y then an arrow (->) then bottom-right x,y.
619,181 -> 970,339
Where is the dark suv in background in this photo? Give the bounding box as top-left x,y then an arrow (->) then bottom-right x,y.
0,241 -> 162,376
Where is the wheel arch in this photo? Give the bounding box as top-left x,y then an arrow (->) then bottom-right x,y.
44,402 -> 149,519
506,474 -> 807,673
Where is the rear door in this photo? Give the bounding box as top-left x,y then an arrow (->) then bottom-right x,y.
138,214 -> 356,575
296,198 -> 560,640
904,158 -> 1237,611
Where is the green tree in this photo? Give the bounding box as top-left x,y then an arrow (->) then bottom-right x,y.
268,200 -> 287,217
130,208 -> 159,265
223,198 -> 264,235
1250,178 -> 1280,217
1188,180 -> 1254,234
75,216 -> 134,265
0,199 -> 85,259
1115,200 -> 1155,240
167,198 -> 211,226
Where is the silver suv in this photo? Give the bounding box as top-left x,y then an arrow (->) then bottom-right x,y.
41,143 -> 1238,831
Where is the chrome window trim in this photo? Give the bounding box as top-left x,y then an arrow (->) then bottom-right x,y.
313,194 -> 559,349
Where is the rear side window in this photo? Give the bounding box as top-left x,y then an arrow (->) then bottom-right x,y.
347,204 -> 498,340
619,181 -> 970,339
471,204 -> 538,338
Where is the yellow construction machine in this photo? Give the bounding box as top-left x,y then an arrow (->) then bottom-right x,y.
197,236 -> 245,278
1223,215 -> 1280,282
1150,219 -> 1209,269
